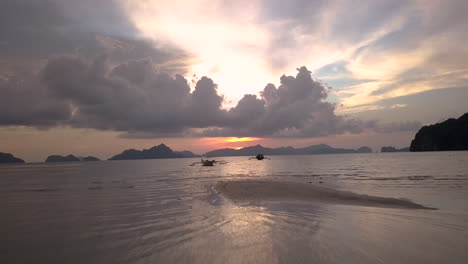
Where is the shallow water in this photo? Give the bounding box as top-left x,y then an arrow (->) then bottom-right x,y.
2,152 -> 468,263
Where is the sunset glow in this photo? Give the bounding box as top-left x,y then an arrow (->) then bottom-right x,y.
225,137 -> 263,143
1,0 -> 468,161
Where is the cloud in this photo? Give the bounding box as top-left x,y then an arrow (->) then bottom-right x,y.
389,104 -> 407,109
371,121 -> 422,133
4,0 -> 447,139
0,70 -> 71,127
123,0 -> 468,114
211,66 -> 355,137
332,0 -> 468,110
122,0 -> 273,101
0,0 -> 190,74
37,55 -> 227,134
1,55 -> 418,137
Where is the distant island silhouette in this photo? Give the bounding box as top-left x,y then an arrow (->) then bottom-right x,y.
109,144 -> 199,160
356,146 -> 373,153
82,156 -> 101,161
205,144 -> 373,157
0,152 -> 25,164
410,113 -> 468,151
45,155 -> 101,162
46,155 -> 80,162
13,111 -> 468,164
381,146 -> 410,152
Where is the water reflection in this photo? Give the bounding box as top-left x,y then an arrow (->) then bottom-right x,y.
2,152 -> 468,263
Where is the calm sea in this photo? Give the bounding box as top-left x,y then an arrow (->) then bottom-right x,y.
2,152 -> 468,263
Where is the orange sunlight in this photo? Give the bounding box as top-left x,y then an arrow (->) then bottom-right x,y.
225,137 -> 263,143
197,137 -> 264,153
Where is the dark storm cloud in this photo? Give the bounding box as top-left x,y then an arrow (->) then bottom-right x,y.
0,0 -> 68,59
0,70 -> 71,127
36,55 -> 226,133
1,53 -> 418,137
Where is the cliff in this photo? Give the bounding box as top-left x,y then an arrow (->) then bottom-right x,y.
109,144 -> 199,160
410,113 -> 468,151
0,152 -> 25,163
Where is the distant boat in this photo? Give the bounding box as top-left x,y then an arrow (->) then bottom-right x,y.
249,154 -> 270,160
190,158 -> 228,167
201,159 -> 215,166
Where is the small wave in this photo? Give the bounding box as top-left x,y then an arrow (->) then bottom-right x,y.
408,175 -> 433,180
14,188 -> 60,192
434,178 -> 468,181
350,175 -> 434,181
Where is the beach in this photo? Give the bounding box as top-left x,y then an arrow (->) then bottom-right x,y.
2,152 -> 468,263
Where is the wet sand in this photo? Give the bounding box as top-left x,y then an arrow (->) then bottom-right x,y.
215,180 -> 435,209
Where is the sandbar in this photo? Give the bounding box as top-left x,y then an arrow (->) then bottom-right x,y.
215,180 -> 435,210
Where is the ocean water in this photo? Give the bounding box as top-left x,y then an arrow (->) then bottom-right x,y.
2,152 -> 468,263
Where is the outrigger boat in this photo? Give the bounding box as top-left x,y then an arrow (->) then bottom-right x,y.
201,159 -> 215,166
249,154 -> 270,160
190,158 -> 228,167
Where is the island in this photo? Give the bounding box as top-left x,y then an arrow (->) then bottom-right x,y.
45,154 -> 81,162
205,144 -> 373,157
82,156 -> 100,161
356,146 -> 373,153
0,152 -> 25,163
410,113 -> 468,151
381,146 -> 410,152
45,155 -> 101,162
109,144 -> 199,160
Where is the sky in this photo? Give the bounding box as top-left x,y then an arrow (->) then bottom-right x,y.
1,0 -> 468,161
